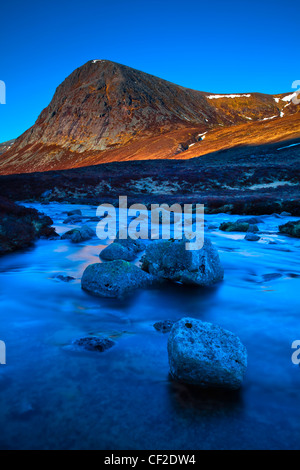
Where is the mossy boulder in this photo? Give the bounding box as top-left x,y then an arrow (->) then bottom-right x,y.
220,221 -> 250,232
279,220 -> 300,238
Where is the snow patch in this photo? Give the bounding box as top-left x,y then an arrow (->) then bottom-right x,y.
207,94 -> 251,99
261,115 -> 278,121
281,93 -> 297,102
249,181 -> 298,190
277,143 -> 300,151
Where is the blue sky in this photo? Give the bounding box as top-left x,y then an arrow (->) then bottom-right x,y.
0,0 -> 299,142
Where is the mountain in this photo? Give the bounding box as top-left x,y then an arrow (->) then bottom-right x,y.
0,60 -> 299,174
0,140 -> 15,155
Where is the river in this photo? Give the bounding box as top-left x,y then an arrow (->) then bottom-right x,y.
0,203 -> 299,449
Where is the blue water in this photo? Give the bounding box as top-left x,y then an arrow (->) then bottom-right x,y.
0,203 -> 299,450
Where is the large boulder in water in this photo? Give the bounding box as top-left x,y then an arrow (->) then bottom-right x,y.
168,318 -> 247,390
61,225 -> 94,243
279,220 -> 300,238
141,238 -> 223,286
81,260 -> 155,298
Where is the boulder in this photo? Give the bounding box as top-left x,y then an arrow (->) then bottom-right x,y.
279,220 -> 300,238
81,260 -> 155,298
219,221 -> 250,232
61,225 -> 94,243
67,209 -> 82,217
41,190 -> 53,199
100,242 -> 136,262
245,233 -> 261,241
115,233 -> 146,254
280,212 -> 292,217
100,233 -> 147,261
247,224 -> 259,233
168,318 -> 247,390
141,238 -> 224,286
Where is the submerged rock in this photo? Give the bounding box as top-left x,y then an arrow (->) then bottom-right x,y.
72,336 -> 115,352
63,216 -> 82,224
141,238 -> 224,286
168,318 -> 247,390
262,273 -> 282,282
67,209 -> 82,217
61,225 -> 94,243
279,220 -> 300,238
53,274 -> 75,282
81,260 -> 155,298
245,233 -> 261,241
236,217 -> 264,225
153,320 -> 175,333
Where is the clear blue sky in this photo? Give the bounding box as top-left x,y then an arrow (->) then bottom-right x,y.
0,0 -> 299,142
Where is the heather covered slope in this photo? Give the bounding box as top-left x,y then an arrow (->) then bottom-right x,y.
1,138 -> 299,215
0,60 -> 299,175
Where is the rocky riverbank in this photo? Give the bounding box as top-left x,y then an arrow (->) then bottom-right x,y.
0,197 -> 57,256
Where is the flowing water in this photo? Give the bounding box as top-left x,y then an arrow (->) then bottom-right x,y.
0,202 -> 299,450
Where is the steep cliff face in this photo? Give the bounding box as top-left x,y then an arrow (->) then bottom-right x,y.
0,60 -> 299,174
